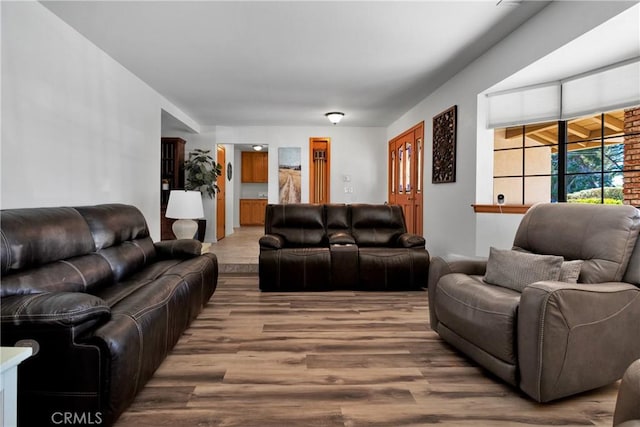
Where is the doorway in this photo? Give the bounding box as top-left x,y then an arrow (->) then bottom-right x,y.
388,122 -> 424,235
216,145 -> 226,241
309,137 -> 331,204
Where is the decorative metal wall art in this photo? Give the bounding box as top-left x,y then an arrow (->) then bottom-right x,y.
432,105 -> 457,183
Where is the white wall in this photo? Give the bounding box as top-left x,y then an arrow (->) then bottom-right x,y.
387,1 -> 635,258
1,2 -> 196,240
217,125 -> 387,226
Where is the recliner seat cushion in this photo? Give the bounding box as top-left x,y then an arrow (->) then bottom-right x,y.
358,248 -> 428,290
259,248 -> 331,290
435,273 -> 520,366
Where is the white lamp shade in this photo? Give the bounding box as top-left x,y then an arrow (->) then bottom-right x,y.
165,190 -> 204,219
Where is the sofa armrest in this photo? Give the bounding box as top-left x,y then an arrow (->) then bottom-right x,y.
427,255 -> 488,331
427,255 -> 487,291
614,359 -> 640,426
259,234 -> 284,250
518,281 -> 640,402
329,232 -> 355,245
155,239 -> 202,259
397,233 -> 425,248
0,292 -> 110,327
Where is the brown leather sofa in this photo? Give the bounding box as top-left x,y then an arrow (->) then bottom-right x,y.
259,203 -> 429,291
428,203 -> 640,402
614,359 -> 640,427
0,204 -> 218,426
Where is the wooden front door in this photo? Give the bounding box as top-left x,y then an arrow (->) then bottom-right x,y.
216,145 -> 226,241
388,122 -> 424,235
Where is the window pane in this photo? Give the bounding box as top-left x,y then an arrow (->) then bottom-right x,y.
566,145 -> 601,173
405,142 -> 412,193
494,127 -> 523,149
494,149 -> 522,176
605,172 -> 624,204
524,145 -> 554,175
566,173 -> 602,202
524,121 -> 558,147
398,146 -> 404,194
603,142 -> 624,171
524,176 -> 553,204
494,177 -> 522,205
417,138 -> 423,192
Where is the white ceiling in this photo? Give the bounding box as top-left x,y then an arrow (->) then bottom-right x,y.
43,1 -> 552,128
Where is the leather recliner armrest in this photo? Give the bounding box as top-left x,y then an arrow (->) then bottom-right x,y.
518,281 -> 640,402
155,239 -> 202,259
427,255 -> 488,331
397,233 -> 425,248
614,359 -> 640,426
259,234 -> 285,250
0,292 -> 111,327
329,232 -> 355,245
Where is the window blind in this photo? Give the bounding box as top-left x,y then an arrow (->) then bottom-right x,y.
561,58 -> 640,120
485,57 -> 640,128
486,83 -> 561,128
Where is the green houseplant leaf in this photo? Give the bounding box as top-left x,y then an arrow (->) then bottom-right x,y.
184,149 -> 222,198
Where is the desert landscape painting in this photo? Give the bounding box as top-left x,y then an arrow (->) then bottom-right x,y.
278,147 -> 301,204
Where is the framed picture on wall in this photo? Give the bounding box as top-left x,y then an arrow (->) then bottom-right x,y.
432,105 -> 457,184
278,147 -> 301,203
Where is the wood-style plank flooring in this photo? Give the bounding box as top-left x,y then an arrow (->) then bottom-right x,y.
115,273 -> 619,427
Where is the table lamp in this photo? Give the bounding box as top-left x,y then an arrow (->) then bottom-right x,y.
165,190 -> 204,239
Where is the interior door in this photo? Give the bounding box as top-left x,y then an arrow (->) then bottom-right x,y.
388,122 -> 424,234
216,145 -> 226,241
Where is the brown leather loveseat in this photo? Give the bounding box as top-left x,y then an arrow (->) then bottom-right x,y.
259,203 -> 429,291
428,203 -> 640,402
0,204 -> 218,426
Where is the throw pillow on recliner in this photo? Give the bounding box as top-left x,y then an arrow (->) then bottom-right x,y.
484,247 -> 564,292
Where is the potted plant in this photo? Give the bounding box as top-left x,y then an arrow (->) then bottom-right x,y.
184,149 -> 222,197
184,149 -> 223,241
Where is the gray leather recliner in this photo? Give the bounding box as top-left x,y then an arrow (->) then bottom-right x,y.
428,203 -> 640,402
614,359 -> 640,427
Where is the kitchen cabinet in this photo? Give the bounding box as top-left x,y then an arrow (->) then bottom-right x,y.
239,199 -> 268,226
241,152 -> 268,183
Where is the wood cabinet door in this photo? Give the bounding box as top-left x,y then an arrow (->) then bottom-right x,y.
241,152 -> 268,183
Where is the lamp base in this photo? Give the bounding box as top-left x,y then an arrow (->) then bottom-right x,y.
172,219 -> 198,240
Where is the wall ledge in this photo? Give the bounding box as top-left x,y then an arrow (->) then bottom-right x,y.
472,204 -> 532,214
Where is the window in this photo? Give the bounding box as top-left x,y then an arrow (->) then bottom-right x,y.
493,108 -> 639,205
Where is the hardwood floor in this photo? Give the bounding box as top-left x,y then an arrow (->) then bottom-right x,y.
115,273 -> 619,427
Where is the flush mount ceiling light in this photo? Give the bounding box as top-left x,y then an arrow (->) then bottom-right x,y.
252,144 -> 264,151
325,112 -> 345,125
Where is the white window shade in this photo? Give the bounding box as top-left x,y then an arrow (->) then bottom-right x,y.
486,83 -> 561,128
561,58 -> 640,120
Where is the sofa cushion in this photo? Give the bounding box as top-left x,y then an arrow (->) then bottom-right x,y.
95,237 -> 156,282
513,203 -> 640,283
559,260 -> 584,283
1,207 -> 95,275
265,204 -> 326,247
351,204 -> 406,247
326,204 -> 350,236
75,204 -> 151,250
1,254 -> 113,297
259,247 -> 331,291
436,273 -> 521,365
484,247 -> 563,292
358,247 -> 429,290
